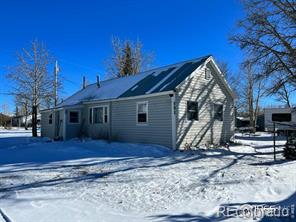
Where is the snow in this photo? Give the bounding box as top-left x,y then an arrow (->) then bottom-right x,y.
145,67 -> 177,94
130,85 -> 138,91
0,129 -> 295,221
0,128 -> 33,138
232,132 -> 287,148
58,57 -> 208,108
58,65 -> 178,107
58,72 -> 152,107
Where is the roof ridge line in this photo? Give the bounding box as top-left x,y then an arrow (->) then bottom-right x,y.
88,55 -> 212,85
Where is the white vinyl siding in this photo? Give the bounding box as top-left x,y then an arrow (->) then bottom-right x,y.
176,62 -> 234,148
112,95 -> 173,148
41,111 -> 55,138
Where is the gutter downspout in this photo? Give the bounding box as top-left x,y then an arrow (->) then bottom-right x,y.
170,93 -> 177,150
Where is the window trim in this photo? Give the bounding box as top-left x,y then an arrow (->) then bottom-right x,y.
213,103 -> 224,121
90,105 -> 109,125
68,110 -> 81,124
187,101 -> 199,121
48,113 -> 53,125
89,107 -> 93,124
136,101 -> 149,125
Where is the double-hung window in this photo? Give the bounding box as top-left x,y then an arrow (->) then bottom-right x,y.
137,102 -> 148,124
92,106 -> 108,124
187,101 -> 198,121
214,104 -> 223,121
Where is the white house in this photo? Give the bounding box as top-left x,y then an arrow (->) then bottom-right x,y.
41,56 -> 235,149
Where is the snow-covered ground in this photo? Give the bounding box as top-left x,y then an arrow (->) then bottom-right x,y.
0,128 -> 33,138
0,129 -> 295,222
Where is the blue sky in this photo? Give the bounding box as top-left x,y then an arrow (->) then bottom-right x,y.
0,0 -> 285,113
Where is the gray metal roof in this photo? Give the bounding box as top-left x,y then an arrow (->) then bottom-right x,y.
119,57 -> 209,98
58,55 -> 210,107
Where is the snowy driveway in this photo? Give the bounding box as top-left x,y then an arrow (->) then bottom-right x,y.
0,130 -> 295,222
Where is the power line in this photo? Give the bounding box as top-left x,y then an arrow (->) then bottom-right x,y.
59,58 -> 100,72
62,76 -> 80,86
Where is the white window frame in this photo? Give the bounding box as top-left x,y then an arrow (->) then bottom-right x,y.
90,105 -> 109,124
68,110 -> 81,124
89,107 -> 93,124
205,67 -> 211,80
136,101 -> 148,125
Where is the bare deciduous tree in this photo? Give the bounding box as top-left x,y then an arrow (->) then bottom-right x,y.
240,63 -> 265,132
217,60 -> 241,96
274,83 -> 294,107
7,40 -> 55,136
230,0 -> 296,92
216,60 -> 244,114
106,37 -> 154,78
15,95 -> 30,129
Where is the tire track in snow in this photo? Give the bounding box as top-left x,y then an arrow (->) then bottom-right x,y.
0,209 -> 12,222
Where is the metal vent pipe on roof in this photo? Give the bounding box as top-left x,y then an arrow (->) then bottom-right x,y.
96,75 -> 100,88
82,76 -> 86,89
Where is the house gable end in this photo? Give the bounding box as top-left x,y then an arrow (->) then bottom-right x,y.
175,56 -> 234,100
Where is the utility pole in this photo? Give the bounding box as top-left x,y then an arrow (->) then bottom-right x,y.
54,61 -> 59,107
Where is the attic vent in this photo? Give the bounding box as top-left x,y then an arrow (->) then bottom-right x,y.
205,68 -> 211,80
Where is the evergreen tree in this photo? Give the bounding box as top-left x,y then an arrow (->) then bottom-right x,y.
106,37 -> 154,78
121,43 -> 133,77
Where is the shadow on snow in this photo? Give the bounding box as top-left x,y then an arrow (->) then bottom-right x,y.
150,192 -> 296,221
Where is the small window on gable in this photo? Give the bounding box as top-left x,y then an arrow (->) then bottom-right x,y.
69,111 -> 79,124
89,108 -> 93,124
187,101 -> 198,121
214,104 -> 223,121
205,67 -> 211,80
137,102 -> 148,124
48,113 -> 53,124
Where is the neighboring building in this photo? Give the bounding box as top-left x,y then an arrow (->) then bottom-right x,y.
236,114 -> 264,131
264,108 -> 296,134
236,116 -> 250,128
12,114 -> 41,127
0,113 -> 12,127
41,56 -> 235,149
